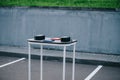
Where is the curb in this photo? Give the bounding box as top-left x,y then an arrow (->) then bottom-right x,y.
0,51 -> 120,67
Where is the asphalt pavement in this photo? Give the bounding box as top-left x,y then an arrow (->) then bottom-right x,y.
0,56 -> 120,80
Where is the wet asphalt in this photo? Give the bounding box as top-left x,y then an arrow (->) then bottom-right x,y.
0,56 -> 120,80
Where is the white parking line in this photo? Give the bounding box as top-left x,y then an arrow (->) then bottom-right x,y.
84,65 -> 103,80
0,58 -> 26,68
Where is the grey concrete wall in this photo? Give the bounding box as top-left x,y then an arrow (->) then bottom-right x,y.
0,7 -> 120,54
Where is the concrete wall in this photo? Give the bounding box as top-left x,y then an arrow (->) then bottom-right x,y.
0,7 -> 120,54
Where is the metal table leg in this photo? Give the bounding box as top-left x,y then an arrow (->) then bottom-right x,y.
28,43 -> 31,80
72,44 -> 76,80
40,45 -> 43,80
63,46 -> 66,80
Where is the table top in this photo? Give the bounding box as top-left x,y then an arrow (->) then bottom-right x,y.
28,38 -> 77,44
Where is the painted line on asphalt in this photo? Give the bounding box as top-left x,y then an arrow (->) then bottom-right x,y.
84,65 -> 103,80
0,58 -> 26,68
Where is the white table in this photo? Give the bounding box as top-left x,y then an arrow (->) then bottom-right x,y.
28,39 -> 77,80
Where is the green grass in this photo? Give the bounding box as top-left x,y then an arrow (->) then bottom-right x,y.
0,0 -> 120,8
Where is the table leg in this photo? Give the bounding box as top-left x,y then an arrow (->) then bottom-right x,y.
40,45 -> 43,80
72,44 -> 76,80
63,46 -> 66,80
28,43 -> 31,80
